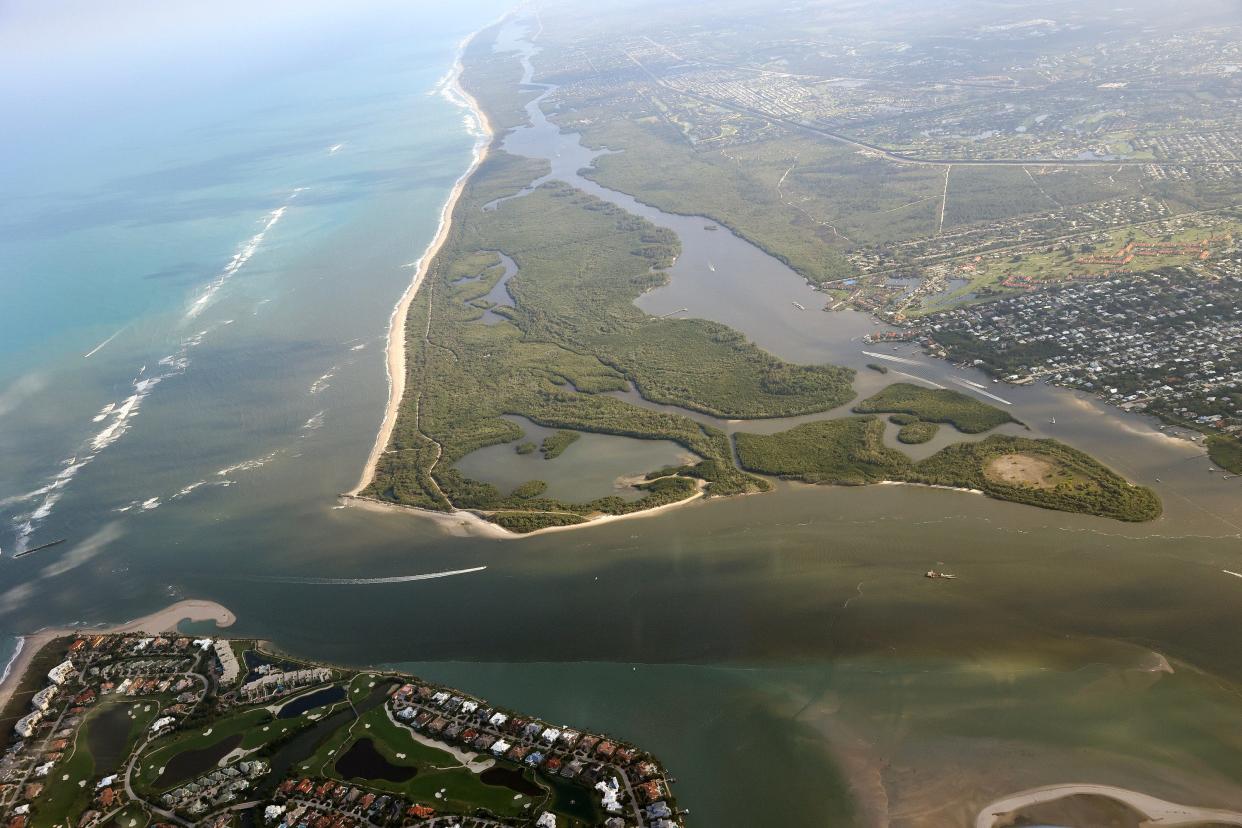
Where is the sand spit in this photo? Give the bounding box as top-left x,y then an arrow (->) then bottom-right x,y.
976,783 -> 1242,827
348,32 -> 495,499
0,599 -> 235,712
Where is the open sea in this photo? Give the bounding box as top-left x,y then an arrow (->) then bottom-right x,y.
4,5 -> 1242,824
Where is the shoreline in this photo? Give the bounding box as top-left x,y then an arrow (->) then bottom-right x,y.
0,599 -> 235,714
340,481 -> 708,540
347,30 -> 496,498
975,783 -> 1242,828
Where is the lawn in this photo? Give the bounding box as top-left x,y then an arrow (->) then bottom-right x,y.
301,703 -> 541,821
33,699 -> 163,828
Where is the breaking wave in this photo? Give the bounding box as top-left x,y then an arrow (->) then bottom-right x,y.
10,328 -> 214,552
216,450 -> 281,477
185,191 -> 300,320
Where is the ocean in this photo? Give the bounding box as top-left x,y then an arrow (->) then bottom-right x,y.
0,2 -> 504,558
4,5 -> 1242,824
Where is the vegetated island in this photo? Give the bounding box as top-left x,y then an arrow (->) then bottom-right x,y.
350,25 -> 1160,533
736,385 -> 1161,522
1207,434 -> 1242,475
1,625 -> 681,828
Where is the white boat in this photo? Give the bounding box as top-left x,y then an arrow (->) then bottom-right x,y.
791,301 -> 805,310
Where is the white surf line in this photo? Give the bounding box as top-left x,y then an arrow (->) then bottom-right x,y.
253,566 -> 488,585
861,350 -> 924,367
1224,569 -> 1242,579
889,369 -> 946,390
84,327 -> 125,359
186,193 -> 298,320
949,376 -> 1013,405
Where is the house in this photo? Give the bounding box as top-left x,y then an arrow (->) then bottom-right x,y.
638,780 -> 666,804
48,660 -> 77,684
14,713 -> 43,739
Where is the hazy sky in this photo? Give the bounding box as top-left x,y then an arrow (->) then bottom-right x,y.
0,1 -> 476,104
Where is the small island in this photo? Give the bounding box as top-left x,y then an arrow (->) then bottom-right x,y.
736,386 -> 1161,522
0,626 -> 682,828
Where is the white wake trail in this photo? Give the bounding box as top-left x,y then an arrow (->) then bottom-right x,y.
84,327 -> 125,359
254,566 -> 488,585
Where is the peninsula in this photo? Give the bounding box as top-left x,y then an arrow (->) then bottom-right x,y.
348,21 -> 1160,533
0,616 -> 681,828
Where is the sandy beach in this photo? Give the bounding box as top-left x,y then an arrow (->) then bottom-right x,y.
348,32 -> 495,498
976,783 -> 1242,828
0,599 -> 234,713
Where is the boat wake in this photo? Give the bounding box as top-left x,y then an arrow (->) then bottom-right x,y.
83,327 -> 125,359
249,566 -> 488,585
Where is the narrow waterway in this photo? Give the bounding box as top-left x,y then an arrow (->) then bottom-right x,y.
488,19 -> 1242,535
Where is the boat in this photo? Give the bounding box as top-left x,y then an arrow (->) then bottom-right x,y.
925,570 -> 957,580
13,538 -> 67,559
704,224 -> 718,231
791,301 -> 806,311
1048,417 -> 1055,424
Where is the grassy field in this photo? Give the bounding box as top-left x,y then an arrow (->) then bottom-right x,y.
854,383 -> 1018,432
304,703 -> 539,821
103,803 -> 150,828
33,698 -> 164,828
133,685 -> 350,795
912,217 -> 1241,313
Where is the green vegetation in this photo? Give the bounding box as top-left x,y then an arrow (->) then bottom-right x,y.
511,479 -> 548,498
854,383 -> 1017,433
736,420 -> 1159,520
1207,434 -> 1242,475
866,363 -> 889,374
361,25 -> 1161,531
304,703 -> 540,821
104,804 -> 150,828
34,699 -> 163,828
897,421 -> 939,444
515,441 -> 536,455
365,49 -> 853,530
541,430 -> 580,459
913,436 -> 1162,522
736,417 -> 909,485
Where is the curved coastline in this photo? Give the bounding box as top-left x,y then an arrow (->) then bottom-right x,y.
975,783 -> 1242,828
348,31 -> 496,498
0,599 -> 235,713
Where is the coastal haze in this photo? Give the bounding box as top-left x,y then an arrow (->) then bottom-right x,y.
3,1 -> 1242,826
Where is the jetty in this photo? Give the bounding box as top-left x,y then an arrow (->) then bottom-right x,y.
13,538 -> 66,559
